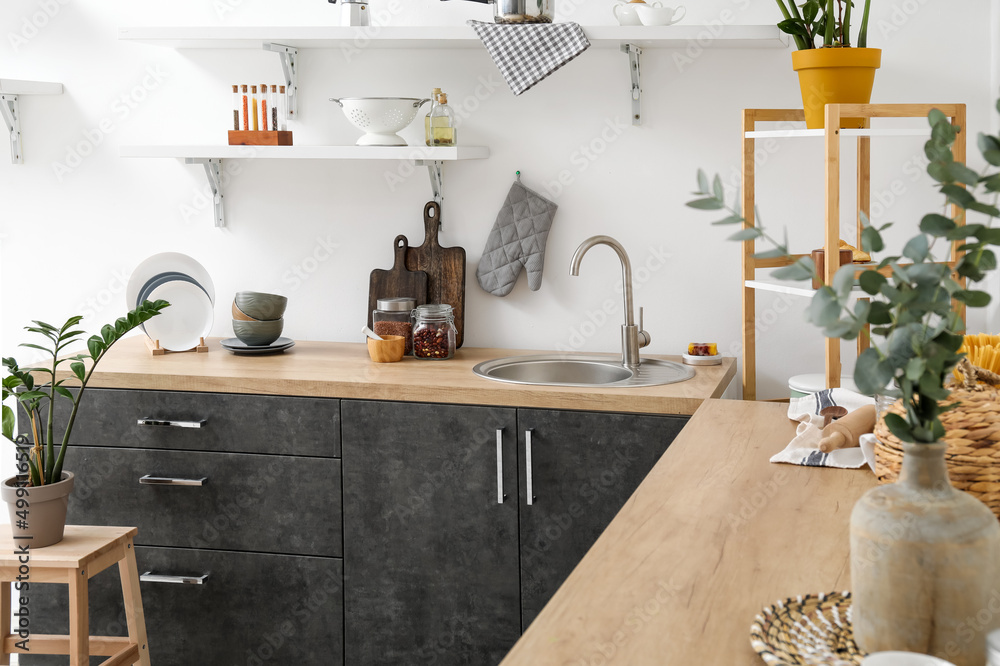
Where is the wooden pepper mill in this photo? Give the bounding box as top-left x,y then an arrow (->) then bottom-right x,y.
818,404 -> 877,453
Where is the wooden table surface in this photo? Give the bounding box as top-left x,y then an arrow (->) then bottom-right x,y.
78,336 -> 737,416
501,399 -> 877,665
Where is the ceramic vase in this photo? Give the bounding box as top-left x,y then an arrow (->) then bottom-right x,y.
850,442 -> 1000,666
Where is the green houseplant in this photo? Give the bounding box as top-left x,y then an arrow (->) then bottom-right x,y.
1,300 -> 167,547
687,101 -> 1000,663
774,0 -> 880,129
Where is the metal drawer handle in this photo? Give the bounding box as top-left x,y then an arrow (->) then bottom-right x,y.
139,475 -> 208,487
140,572 -> 209,585
526,429 -> 534,506
496,428 -> 505,504
137,418 -> 206,429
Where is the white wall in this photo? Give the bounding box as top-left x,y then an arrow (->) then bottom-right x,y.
1,0 -> 996,403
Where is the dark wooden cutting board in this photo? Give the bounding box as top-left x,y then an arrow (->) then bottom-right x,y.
367,235 -> 428,331
405,201 -> 467,347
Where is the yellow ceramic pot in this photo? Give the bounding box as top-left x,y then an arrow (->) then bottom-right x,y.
791,47 -> 881,129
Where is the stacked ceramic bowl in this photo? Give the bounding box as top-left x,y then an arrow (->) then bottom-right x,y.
225,291 -> 294,355
126,253 -> 215,352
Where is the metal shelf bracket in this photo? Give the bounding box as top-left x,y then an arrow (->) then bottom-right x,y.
1,94 -> 23,164
621,43 -> 642,126
415,159 -> 444,207
185,158 -> 226,228
263,42 -> 298,119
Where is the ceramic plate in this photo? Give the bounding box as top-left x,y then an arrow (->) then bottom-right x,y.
138,271 -> 207,308
126,252 -> 216,311
143,281 -> 215,352
220,337 -> 295,355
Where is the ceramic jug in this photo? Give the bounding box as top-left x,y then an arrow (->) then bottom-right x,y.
612,0 -> 661,26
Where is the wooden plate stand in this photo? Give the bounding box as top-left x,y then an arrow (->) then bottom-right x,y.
144,336 -> 209,356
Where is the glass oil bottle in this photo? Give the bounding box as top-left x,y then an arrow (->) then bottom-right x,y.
428,94 -> 456,147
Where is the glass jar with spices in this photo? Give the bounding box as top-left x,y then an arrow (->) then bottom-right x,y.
412,304 -> 456,360
373,297 -> 416,355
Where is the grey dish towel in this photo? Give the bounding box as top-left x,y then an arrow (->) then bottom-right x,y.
468,20 -> 590,95
477,180 -> 558,296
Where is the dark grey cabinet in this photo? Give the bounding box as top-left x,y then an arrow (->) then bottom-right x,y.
342,400 -> 521,665
516,409 -> 686,628
19,388 -> 344,666
341,400 -> 688,664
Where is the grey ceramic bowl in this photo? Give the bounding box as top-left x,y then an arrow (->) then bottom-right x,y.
232,318 -> 284,347
234,291 -> 288,321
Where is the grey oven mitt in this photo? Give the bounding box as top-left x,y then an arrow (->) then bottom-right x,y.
476,177 -> 558,297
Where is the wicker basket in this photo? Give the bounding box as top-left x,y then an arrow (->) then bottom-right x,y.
873,386 -> 1000,519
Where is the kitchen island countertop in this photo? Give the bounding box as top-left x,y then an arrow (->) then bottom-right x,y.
80,336 -> 736,415
501,399 -> 876,665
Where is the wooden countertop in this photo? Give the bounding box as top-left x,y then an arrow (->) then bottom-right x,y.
81,337 -> 736,415
501,400 -> 877,665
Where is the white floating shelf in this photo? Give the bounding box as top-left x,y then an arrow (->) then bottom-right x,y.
118,25 -> 788,50
0,79 -> 63,95
119,144 -> 490,160
745,128 -> 932,139
746,279 -> 866,298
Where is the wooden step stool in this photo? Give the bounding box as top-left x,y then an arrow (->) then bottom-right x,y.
0,526 -> 150,665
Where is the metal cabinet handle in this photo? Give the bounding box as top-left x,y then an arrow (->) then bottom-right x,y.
139,475 -> 208,487
496,429 -> 506,504
137,418 -> 206,429
526,429 -> 534,506
140,572 -> 209,585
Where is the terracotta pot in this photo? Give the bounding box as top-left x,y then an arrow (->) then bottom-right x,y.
792,47 -> 881,129
1,472 -> 74,548
850,443 -> 1000,665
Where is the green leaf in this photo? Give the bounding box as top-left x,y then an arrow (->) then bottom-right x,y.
687,197 -> 724,210
711,215 -> 745,226
977,132 -> 1000,156
696,169 -> 709,195
832,264 -> 856,299
2,405 -> 14,442
884,412 -> 914,443
101,324 -> 116,345
728,228 -> 762,242
954,290 -> 991,307
919,214 -> 956,237
18,343 -> 52,355
854,347 -> 893,395
87,336 -> 105,361
905,357 -> 926,382
902,235 -> 929,262
868,301 -> 892,325
983,150 -> 1000,168
941,184 -> 976,208
928,108 -> 948,129
777,18 -> 811,37
70,362 -> 86,382
968,201 -> 1000,218
753,248 -> 790,260
861,225 -> 884,253
859,270 -> 886,295
806,287 -> 841,328
712,174 -> 724,201
944,162 -> 980,187
947,223 -> 984,241
53,386 -> 73,400
772,257 -> 815,281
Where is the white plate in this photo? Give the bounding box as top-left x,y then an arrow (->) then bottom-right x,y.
126,252 -> 216,311
143,280 -> 214,352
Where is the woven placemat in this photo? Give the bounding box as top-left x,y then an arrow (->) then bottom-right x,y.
750,591 -> 865,665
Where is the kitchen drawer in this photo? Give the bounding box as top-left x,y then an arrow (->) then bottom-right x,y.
19,546 -> 344,666
67,446 -> 342,557
51,388 -> 341,457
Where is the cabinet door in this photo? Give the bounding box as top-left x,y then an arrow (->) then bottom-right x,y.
516,409 -> 687,629
18,547 -> 343,666
342,400 -> 520,665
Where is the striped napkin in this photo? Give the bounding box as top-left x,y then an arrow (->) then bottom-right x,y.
468,20 -> 590,95
771,388 -> 875,469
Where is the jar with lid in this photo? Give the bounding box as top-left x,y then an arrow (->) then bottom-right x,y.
411,304 -> 456,360
373,297 -> 416,355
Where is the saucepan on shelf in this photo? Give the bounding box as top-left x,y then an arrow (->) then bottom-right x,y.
440,0 -> 553,24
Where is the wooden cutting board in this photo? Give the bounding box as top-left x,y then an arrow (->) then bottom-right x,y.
405,201 -> 467,347
367,235 -> 428,331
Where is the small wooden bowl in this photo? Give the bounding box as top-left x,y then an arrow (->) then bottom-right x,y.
232,300 -> 261,322
367,335 -> 405,363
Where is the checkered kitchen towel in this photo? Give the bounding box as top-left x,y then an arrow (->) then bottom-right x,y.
468,20 -> 590,96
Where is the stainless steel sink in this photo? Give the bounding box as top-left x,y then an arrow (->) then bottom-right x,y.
472,354 -> 695,388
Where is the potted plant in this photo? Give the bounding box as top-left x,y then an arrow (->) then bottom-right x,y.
775,0 -> 879,129
0,300 -> 168,548
687,100 -> 1000,664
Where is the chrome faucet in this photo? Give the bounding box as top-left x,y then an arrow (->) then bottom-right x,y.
569,235 -> 651,371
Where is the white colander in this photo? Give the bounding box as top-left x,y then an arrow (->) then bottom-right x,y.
329,97 -> 431,146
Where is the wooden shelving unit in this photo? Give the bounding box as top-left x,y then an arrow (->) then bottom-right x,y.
740,103 -> 967,401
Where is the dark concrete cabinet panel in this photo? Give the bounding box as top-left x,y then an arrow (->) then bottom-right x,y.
342,400 -> 521,666
67,446 -> 342,556
20,547 -> 343,666
516,409 -> 687,629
